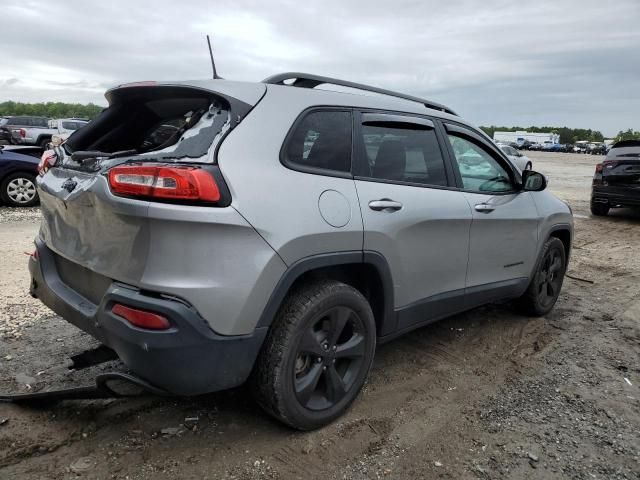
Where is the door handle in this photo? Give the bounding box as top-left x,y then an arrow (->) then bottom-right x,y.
474,203 -> 495,213
369,199 -> 403,212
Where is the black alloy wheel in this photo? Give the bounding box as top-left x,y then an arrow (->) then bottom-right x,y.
293,305 -> 367,411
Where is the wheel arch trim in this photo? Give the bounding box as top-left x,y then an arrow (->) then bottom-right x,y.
256,250 -> 395,335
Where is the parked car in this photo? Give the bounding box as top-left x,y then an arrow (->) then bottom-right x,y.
588,143 -> 607,155
528,142 -> 543,151
0,118 -> 14,144
27,73 -> 573,429
542,142 -> 564,152
558,144 -> 573,153
0,116 -> 52,147
590,140 -> 640,216
49,119 -> 90,146
13,118 -> 89,148
518,140 -> 534,150
0,145 -> 41,207
573,143 -> 589,154
497,143 -> 533,171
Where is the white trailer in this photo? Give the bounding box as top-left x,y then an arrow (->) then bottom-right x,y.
494,131 -> 560,145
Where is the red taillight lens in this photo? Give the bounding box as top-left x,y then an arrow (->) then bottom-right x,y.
112,304 -> 171,330
108,165 -> 220,202
595,163 -> 603,173
19,128 -> 26,138
38,149 -> 57,175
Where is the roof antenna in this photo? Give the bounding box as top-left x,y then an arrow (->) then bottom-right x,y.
206,35 -> 221,79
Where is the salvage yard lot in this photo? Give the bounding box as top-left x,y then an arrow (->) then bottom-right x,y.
0,151 -> 639,479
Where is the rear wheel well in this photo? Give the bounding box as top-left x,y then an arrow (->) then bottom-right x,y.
549,229 -> 571,259
288,263 -> 386,336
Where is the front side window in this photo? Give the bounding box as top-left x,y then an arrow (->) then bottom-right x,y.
448,135 -> 514,193
284,110 -> 352,173
358,122 -> 447,186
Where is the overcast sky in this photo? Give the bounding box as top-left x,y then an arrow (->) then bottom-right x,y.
2,0 -> 639,136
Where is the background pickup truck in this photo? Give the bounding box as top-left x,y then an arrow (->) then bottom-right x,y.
0,116 -> 51,146
11,118 -> 88,147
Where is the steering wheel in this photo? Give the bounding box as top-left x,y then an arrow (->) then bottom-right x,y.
479,176 -> 510,192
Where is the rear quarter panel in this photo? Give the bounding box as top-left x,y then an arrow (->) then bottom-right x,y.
217,87 -> 365,266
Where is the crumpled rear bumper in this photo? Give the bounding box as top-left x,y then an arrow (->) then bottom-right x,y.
29,239 -> 267,396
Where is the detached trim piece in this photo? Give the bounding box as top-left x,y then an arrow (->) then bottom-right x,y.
263,72 -> 457,116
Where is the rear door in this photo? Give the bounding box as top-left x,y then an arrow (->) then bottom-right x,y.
353,112 -> 472,333
442,123 -> 539,304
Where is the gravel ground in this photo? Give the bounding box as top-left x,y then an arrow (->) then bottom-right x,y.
0,151 -> 638,479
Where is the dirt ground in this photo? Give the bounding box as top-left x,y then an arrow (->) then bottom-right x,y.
0,151 -> 638,479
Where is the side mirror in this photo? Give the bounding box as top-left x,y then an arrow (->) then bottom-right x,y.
522,170 -> 547,192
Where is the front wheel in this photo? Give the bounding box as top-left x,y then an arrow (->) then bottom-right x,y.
251,280 -> 376,430
1,172 -> 39,207
516,237 -> 566,316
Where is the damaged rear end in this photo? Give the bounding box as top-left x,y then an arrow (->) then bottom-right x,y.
29,80 -> 282,395
592,140 -> 640,209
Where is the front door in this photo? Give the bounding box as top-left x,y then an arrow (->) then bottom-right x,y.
443,126 -> 539,305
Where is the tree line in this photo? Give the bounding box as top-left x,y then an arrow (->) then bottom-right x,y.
0,101 -> 104,120
480,125 -> 640,144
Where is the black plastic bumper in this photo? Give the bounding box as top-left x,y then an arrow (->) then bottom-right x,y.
29,239 -> 267,396
592,187 -> 640,208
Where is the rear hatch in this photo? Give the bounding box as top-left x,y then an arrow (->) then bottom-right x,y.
602,141 -> 640,194
37,80 -> 265,291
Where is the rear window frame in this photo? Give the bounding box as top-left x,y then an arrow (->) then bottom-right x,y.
64,85 -> 254,165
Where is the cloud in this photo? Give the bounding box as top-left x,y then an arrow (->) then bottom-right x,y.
1,0 -> 638,135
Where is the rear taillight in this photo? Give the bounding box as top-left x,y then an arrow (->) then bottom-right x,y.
112,304 -> 171,330
19,128 -> 26,138
38,149 -> 57,175
595,163 -> 603,173
108,164 -> 220,202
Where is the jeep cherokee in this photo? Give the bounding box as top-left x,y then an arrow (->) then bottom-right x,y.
29,73 -> 573,429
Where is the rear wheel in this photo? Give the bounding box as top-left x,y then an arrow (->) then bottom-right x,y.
590,201 -> 609,216
516,237 -> 566,316
1,172 -> 39,207
252,280 -> 376,430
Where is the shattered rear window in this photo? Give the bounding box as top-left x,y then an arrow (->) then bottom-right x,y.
64,87 -> 235,163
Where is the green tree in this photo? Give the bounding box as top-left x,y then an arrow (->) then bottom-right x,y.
0,101 -> 104,120
614,129 -> 640,142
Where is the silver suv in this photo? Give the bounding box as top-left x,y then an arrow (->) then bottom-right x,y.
30,73 -> 573,429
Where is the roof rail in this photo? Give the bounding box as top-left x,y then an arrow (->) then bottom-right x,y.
262,72 -> 457,116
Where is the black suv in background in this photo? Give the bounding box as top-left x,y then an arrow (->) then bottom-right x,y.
591,140 -> 640,216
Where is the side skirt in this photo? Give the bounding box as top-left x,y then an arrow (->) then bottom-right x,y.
379,277 -> 529,344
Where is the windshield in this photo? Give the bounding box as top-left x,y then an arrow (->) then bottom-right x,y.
61,121 -> 88,131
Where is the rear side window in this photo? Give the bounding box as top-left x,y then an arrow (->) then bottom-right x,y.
283,110 -> 352,173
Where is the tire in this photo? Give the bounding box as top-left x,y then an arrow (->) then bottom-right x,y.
590,201 -> 609,216
251,280 -> 376,430
38,137 -> 51,149
516,237 -> 566,317
0,172 -> 39,207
